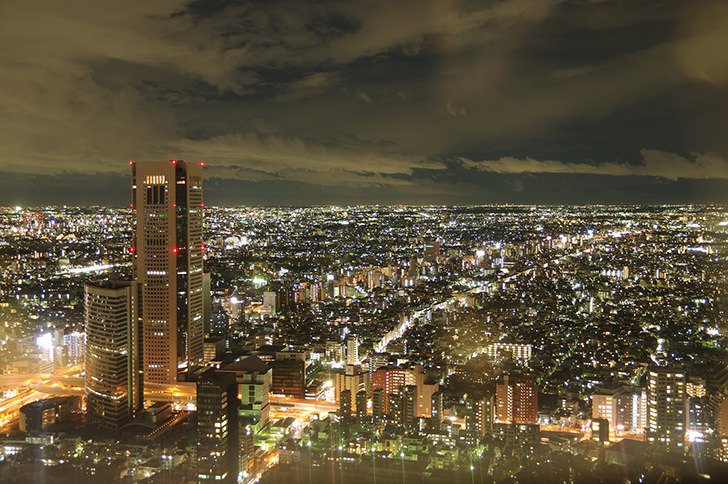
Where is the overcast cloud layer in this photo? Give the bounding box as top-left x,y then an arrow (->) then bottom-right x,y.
1,0 -> 727,204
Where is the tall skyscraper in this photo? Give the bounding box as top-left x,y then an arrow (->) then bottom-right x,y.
84,280 -> 143,430
401,384 -> 417,429
465,394 -> 493,438
356,390 -> 368,421
197,370 -> 239,483
346,334 -> 359,365
388,393 -> 404,426
131,160 -> 204,383
431,391 -> 443,429
371,364 -> 415,411
646,366 -> 686,453
63,331 -> 85,365
339,389 -> 352,420
372,388 -> 385,420
495,373 -> 538,425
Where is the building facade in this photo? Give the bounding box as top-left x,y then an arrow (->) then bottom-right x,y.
465,395 -> 494,438
132,160 -> 204,384
371,365 -> 416,412
84,280 -> 143,431
335,364 -> 370,413
495,373 -> 538,425
197,371 -> 239,483
486,343 -> 532,365
346,335 -> 359,365
272,359 -> 306,399
218,356 -> 272,432
646,367 -> 686,453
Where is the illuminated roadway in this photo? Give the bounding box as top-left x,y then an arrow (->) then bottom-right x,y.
0,389 -> 46,429
0,373 -> 339,412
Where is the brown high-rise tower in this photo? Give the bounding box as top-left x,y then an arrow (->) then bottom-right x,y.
495,373 -> 538,425
131,160 -> 204,384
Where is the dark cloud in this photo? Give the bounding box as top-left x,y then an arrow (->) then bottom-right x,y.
0,0 -> 727,204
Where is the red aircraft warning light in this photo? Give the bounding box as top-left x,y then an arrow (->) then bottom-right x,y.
172,247 -> 178,253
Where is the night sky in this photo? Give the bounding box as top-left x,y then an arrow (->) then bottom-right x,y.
2,0 -> 727,205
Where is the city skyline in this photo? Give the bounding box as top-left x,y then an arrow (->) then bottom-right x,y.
0,201 -> 725,482
1,0 -> 728,205
0,0 -> 727,481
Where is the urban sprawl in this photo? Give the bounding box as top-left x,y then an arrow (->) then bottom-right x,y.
0,162 -> 726,483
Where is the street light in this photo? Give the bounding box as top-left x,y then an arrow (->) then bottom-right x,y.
400,453 -> 406,484
338,446 -> 345,484
371,448 -> 377,484
478,453 -> 484,483
307,441 -> 312,484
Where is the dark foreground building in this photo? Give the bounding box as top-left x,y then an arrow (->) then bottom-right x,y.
197,370 -> 239,483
